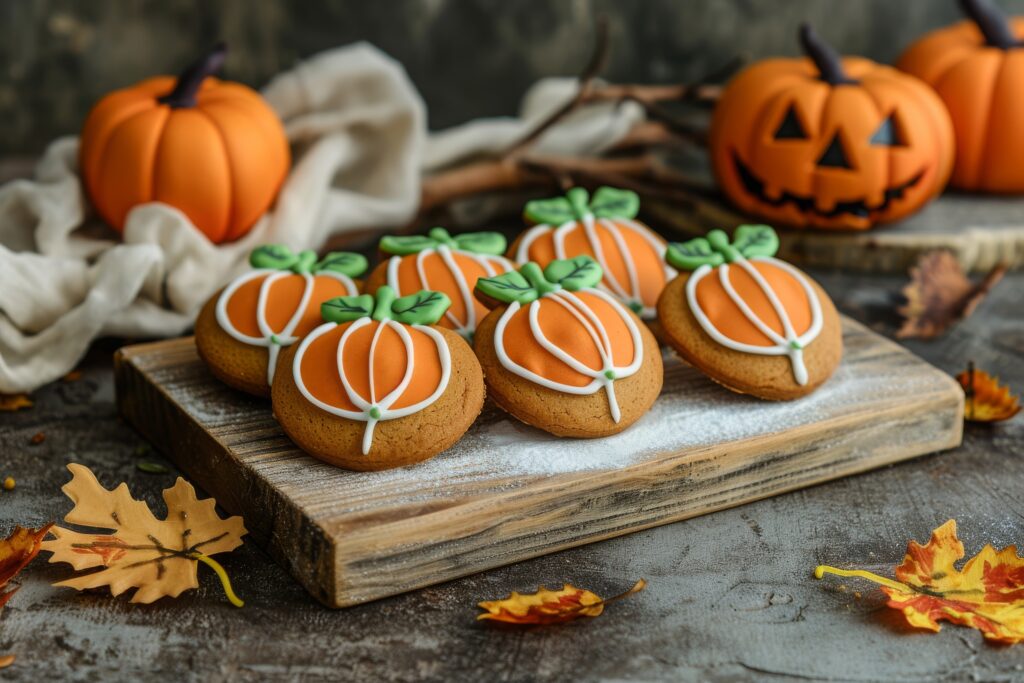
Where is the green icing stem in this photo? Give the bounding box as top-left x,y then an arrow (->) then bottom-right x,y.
292,250 -> 318,274
371,285 -> 398,321
707,230 -> 742,263
427,227 -> 457,247
567,187 -> 591,220
520,262 -> 561,296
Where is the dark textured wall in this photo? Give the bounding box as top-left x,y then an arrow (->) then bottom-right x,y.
3,0 -> 1024,155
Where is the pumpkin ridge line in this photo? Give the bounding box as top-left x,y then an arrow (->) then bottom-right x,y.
196,107 -> 237,242
145,107 -> 173,224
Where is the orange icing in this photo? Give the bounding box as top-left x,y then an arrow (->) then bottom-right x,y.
501,291 -> 636,388
519,219 -> 670,310
298,320 -> 445,412
694,260 -> 813,347
391,250 -> 508,332
225,273 -> 352,339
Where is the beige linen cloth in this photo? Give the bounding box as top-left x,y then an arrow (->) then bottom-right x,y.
0,43 -> 642,393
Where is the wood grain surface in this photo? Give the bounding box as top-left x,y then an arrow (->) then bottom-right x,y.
646,192 -> 1024,274
114,318 -> 963,607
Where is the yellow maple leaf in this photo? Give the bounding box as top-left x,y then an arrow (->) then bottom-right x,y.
957,363 -> 1021,422
816,520 -> 1024,643
477,579 -> 646,625
41,464 -> 247,606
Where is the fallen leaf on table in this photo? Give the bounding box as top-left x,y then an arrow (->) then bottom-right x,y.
815,520 -> 1024,643
957,363 -> 1021,423
0,394 -> 32,412
0,654 -> 14,669
897,251 -> 1005,340
1,524 -> 53,609
41,464 -> 247,606
477,578 -> 646,625
62,370 -> 82,382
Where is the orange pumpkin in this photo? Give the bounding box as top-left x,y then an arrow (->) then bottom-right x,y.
512,187 -> 674,319
710,24 -> 954,231
79,43 -> 290,243
897,0 -> 1024,192
292,286 -> 453,455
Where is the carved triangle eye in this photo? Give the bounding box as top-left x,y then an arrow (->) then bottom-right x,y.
773,105 -> 807,140
870,115 -> 906,146
816,133 -> 851,169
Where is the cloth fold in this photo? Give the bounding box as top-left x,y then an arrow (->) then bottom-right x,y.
0,42 -> 642,393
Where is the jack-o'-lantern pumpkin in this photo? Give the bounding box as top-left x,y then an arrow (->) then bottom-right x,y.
364,227 -> 514,341
710,24 -> 954,231
898,0 -> 1024,192
79,43 -> 290,243
197,244 -> 367,396
511,187 -> 675,319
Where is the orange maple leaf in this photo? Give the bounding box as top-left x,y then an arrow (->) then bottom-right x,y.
957,363 -> 1021,423
815,520 -> 1024,643
477,579 -> 646,625
0,524 -> 53,609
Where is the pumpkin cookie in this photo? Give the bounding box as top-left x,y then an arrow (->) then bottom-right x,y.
272,286 -> 485,471
656,225 -> 842,400
473,256 -> 662,438
364,227 -> 514,342
511,187 -> 675,334
195,245 -> 367,397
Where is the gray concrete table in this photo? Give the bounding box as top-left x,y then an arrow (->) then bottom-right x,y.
1,266 -> 1023,683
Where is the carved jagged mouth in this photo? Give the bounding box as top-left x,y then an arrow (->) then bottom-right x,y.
732,151 -> 924,219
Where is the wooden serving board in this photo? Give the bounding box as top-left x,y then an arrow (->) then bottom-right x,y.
114,318 -> 963,607
645,192 -> 1024,274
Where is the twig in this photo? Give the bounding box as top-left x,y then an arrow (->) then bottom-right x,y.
502,16 -> 611,158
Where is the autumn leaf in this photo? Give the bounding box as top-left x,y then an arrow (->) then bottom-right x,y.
478,579 -> 646,625
897,251 -> 1005,340
957,363 -> 1020,423
0,394 -> 32,411
0,654 -> 13,669
41,464 -> 247,606
0,524 -> 53,609
815,520 -> 1024,643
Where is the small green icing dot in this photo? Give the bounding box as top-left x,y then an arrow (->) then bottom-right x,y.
789,340 -> 803,350
369,406 -> 381,419
270,334 -> 281,345
628,301 -> 643,314
604,370 -> 616,380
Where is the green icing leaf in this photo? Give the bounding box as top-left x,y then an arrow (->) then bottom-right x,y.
390,290 -> 452,325
523,197 -> 577,226
314,251 -> 368,277
453,231 -> 507,255
666,238 -> 725,271
589,186 -> 640,219
543,256 -> 603,291
379,234 -> 442,256
731,224 -> 779,259
250,244 -> 298,270
475,271 -> 539,305
321,294 -> 374,324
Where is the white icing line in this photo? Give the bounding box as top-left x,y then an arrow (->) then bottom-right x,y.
685,256 -> 823,385
216,268 -> 358,386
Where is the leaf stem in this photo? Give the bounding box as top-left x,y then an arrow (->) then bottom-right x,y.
193,553 -> 244,607
814,565 -> 907,592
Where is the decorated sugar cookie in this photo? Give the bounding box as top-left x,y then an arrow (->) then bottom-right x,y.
510,187 -> 676,323
195,245 -> 367,397
473,256 -> 662,438
363,227 -> 514,341
656,225 -> 842,400
272,286 -> 485,471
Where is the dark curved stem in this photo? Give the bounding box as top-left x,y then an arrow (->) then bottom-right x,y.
799,23 -> 857,85
960,0 -> 1018,49
158,42 -> 228,108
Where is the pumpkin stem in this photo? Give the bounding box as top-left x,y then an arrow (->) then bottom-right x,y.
158,42 -> 228,109
371,285 -> 397,321
427,227 -> 456,247
960,0 -> 1018,49
521,262 -> 561,297
798,24 -> 857,86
